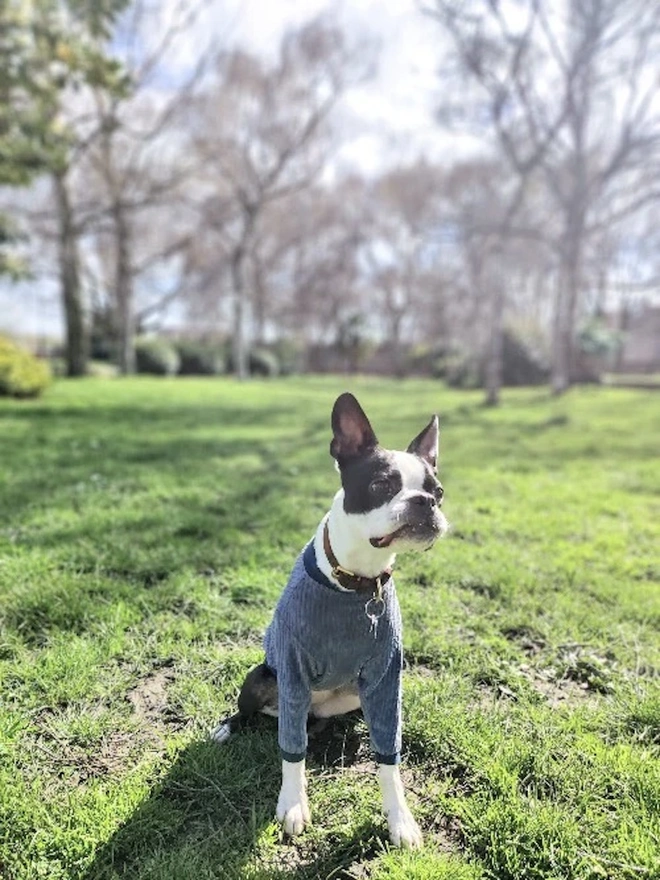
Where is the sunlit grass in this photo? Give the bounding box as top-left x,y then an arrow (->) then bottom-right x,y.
1,377 -> 659,879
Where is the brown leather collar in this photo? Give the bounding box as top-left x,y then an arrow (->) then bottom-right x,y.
322,520 -> 393,595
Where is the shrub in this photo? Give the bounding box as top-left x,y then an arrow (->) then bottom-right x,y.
88,360 -> 119,378
404,343 -> 434,376
175,340 -> 226,375
435,330 -> 549,389
226,345 -> 281,376
500,329 -> 550,386
405,342 -> 473,381
249,347 -> 280,377
0,336 -> 51,398
89,306 -> 116,361
578,319 -> 623,357
443,351 -> 482,389
270,338 -> 304,375
134,337 -> 180,376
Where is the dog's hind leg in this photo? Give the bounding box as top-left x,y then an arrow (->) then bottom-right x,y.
210,711 -> 242,745
211,663 -> 279,744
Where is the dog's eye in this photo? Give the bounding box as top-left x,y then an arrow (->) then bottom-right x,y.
369,477 -> 390,494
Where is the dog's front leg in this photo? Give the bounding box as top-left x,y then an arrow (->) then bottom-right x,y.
276,758 -> 310,836
378,763 -> 423,849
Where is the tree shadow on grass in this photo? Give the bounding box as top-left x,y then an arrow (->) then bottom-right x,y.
0,398 -> 328,525
81,713 -> 385,880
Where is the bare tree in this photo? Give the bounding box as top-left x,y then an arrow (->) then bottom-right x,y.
271,178 -> 367,349
188,16 -> 373,378
75,0 -> 215,373
427,0 -> 660,394
362,162 -> 445,377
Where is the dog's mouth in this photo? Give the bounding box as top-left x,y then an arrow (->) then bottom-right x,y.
370,516 -> 446,549
369,525 -> 408,548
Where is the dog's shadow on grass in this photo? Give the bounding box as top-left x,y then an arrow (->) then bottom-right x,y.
82,713 -> 386,880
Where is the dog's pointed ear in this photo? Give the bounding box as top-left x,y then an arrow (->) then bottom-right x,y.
407,415 -> 439,471
330,393 -> 378,462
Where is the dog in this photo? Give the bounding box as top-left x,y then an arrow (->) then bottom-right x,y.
212,392 -> 447,848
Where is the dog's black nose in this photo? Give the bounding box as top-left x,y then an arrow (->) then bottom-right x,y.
410,492 -> 436,508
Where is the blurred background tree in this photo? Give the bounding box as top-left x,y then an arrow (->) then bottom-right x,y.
0,0 -> 130,375
426,0 -> 660,396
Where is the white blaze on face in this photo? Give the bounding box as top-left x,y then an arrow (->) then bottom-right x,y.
391,451 -> 427,493
346,451 -> 443,546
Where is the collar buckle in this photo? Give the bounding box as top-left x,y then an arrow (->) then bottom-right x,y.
332,563 -> 356,580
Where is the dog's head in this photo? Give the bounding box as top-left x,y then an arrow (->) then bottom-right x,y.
330,392 -> 448,551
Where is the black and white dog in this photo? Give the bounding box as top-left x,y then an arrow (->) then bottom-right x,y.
212,392 -> 447,848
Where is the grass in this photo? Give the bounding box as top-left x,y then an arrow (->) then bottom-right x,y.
0,375 -> 659,880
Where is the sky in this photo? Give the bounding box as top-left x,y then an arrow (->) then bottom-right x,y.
171,0 -> 464,175
218,0 -> 450,173
0,0 -> 467,339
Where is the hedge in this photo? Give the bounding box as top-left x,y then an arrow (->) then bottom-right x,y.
0,336 -> 51,398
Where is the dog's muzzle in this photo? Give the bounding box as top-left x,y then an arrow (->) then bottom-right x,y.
370,507 -> 446,549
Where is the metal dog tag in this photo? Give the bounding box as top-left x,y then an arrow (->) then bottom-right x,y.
365,595 -> 385,638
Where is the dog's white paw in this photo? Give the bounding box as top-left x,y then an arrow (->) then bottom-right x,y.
386,805 -> 423,849
276,789 -> 310,837
210,721 -> 232,745
378,763 -> 423,849
276,759 -> 310,837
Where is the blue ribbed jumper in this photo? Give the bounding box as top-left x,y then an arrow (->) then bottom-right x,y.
264,541 -> 403,765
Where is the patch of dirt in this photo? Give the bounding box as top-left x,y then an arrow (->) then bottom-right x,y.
26,666 -> 182,791
250,753 -> 463,879
502,625 -> 547,655
30,727 -> 137,786
342,758 -> 377,777
425,814 -> 464,854
65,731 -> 137,785
475,683 -> 519,709
250,816 -> 388,880
517,644 -> 615,704
519,664 -> 591,708
554,646 -> 615,694
127,670 -> 168,719
255,839 -> 317,876
126,667 -> 180,726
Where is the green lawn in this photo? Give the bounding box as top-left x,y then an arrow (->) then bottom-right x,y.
1,377 -> 659,880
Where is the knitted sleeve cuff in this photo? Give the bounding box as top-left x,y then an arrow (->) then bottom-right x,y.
374,751 -> 401,765
280,749 -> 307,763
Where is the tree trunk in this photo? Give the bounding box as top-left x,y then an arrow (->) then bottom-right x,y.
551,334 -> 571,394
390,310 -> 406,378
614,301 -> 631,372
551,271 -> 569,395
252,262 -> 267,345
484,281 -> 504,406
230,209 -> 258,380
551,278 -> 580,394
113,202 -> 135,374
551,223 -> 582,395
231,248 -> 249,380
54,172 -> 88,377
551,40 -> 590,395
